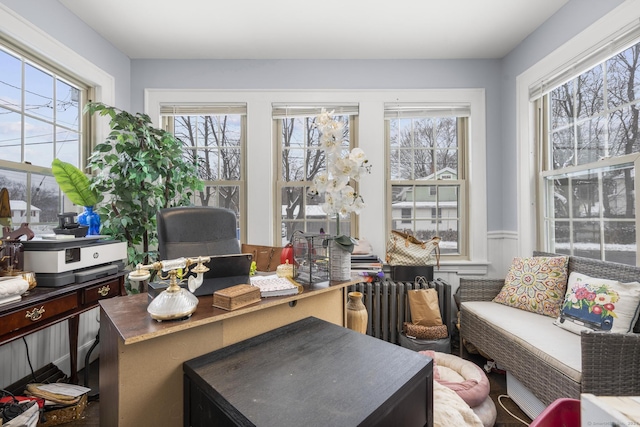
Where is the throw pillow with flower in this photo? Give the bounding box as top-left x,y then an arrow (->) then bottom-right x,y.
554,272 -> 640,335
493,256 -> 569,317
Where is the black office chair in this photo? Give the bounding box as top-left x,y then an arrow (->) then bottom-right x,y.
156,206 -> 240,260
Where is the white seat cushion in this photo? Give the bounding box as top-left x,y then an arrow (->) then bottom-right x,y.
462,301 -> 581,382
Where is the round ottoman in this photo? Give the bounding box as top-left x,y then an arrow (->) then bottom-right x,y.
420,350 -> 497,427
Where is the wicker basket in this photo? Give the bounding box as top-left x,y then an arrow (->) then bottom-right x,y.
39,393 -> 88,426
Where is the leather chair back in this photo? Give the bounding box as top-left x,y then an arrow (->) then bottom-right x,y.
156,206 -> 240,260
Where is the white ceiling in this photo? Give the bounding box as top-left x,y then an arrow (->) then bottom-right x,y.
59,0 -> 569,60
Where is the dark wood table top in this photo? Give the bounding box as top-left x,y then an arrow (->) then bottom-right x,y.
99,276 -> 362,345
183,316 -> 433,427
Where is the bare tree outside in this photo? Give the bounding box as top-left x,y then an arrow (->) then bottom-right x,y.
389,115 -> 462,251
279,114 -> 351,242
547,43 -> 640,264
173,114 -> 242,213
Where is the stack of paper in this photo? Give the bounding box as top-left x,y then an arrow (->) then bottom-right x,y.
250,275 -> 301,297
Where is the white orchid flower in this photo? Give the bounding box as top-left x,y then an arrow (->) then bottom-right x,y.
349,147 -> 367,165
351,195 -> 365,214
341,185 -> 356,201
313,172 -> 329,193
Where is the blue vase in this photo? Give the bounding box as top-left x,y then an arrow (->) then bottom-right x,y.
77,206 -> 101,236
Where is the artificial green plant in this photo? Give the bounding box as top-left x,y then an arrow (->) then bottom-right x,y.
84,102 -> 203,268
51,158 -> 98,208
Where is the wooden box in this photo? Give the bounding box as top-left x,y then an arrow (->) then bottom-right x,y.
212,284 -> 261,311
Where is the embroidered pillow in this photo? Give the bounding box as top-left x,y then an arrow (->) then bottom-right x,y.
493,256 -> 569,317
554,272 -> 640,335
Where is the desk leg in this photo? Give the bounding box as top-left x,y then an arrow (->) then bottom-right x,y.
68,315 -> 79,384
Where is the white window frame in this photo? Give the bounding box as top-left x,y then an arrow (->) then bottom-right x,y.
273,105 -> 359,242
0,5 -> 115,231
517,1 -> 640,261
160,104 -> 247,242
0,5 -> 115,148
385,108 -> 469,259
145,89 -> 487,266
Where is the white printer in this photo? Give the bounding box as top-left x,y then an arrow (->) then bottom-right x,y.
22,236 -> 127,287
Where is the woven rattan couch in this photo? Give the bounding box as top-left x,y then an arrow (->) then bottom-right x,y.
459,252 -> 640,411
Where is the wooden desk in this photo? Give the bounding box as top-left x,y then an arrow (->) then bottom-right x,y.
0,272 -> 126,384
184,316 -> 433,427
99,277 -> 360,427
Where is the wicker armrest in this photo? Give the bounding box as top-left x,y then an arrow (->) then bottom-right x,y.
459,278 -> 504,302
581,331 -> 640,396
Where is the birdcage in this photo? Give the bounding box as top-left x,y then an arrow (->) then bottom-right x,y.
292,232 -> 330,284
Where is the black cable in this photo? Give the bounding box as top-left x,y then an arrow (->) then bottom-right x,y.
0,388 -> 26,423
22,337 -> 38,383
0,389 -> 17,402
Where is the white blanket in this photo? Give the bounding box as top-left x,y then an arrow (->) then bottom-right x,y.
433,380 -> 484,427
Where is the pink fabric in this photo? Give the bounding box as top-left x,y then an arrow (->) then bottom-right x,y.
419,350 -> 490,408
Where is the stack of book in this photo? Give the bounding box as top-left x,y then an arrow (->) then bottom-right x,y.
350,254 -> 384,281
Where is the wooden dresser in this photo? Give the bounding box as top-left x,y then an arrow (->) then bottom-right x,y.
0,271 -> 126,383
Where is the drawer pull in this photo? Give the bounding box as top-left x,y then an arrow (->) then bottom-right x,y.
25,306 -> 45,322
98,285 -> 110,297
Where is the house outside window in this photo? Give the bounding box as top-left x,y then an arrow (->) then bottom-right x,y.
161,104 -> 246,241
386,105 -> 468,256
0,42 -> 88,233
538,40 -> 640,265
275,105 -> 359,245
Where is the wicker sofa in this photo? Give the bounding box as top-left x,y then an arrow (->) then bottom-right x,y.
459,252 -> 640,412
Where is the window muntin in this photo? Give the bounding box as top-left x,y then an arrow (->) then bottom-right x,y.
387,110 -> 467,256
541,42 -> 640,264
275,106 -> 357,244
0,43 -> 86,234
162,107 -> 246,240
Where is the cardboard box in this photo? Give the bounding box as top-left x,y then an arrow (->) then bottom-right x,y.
212,284 -> 261,311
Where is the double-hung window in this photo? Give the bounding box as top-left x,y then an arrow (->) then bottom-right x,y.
0,42 -> 88,233
385,105 -> 469,256
274,104 -> 359,244
161,104 -> 246,240
537,38 -> 640,265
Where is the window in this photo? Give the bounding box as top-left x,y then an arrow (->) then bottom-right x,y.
385,105 -> 469,256
431,208 -> 442,224
401,208 -> 411,224
0,42 -> 88,233
274,105 -> 358,244
538,40 -> 640,265
161,104 -> 246,240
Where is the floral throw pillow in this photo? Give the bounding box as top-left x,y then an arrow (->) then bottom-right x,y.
554,272 -> 640,335
493,256 -> 569,317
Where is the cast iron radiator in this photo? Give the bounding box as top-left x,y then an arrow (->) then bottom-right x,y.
347,278 -> 451,344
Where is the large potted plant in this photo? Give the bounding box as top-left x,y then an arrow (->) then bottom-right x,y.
84,102 -> 204,270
